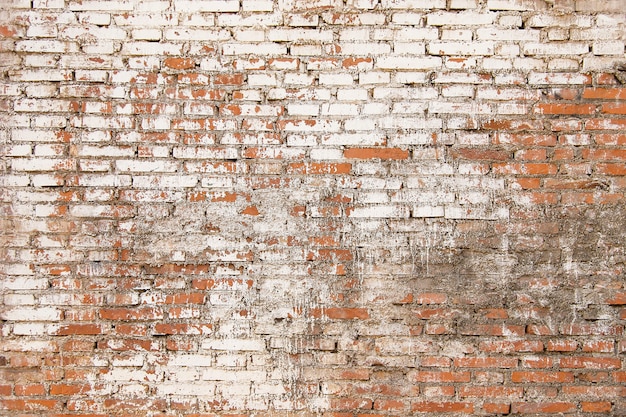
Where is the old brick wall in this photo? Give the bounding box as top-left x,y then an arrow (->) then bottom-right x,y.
1,0 -> 626,415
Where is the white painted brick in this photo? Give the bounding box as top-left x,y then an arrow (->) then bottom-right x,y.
179,14 -> 215,27
0,307 -> 62,321
394,72 -> 429,84
427,11 -> 495,26
359,71 -> 391,84
321,134 -> 386,146
135,1 -> 171,11
164,28 -> 231,41
291,45 -> 323,56
347,205 -> 410,218
202,369 -> 266,381
527,14 -> 592,28
582,57 -> 624,71
34,0 -> 65,7
337,88 -> 369,101
382,0 -> 446,8
513,58 -> 547,71
286,135 -> 318,147
310,149 -> 344,160
330,43 -> 392,55
285,13 -> 319,26
268,29 -> 334,42
441,29 -> 473,41
373,87 -> 438,100
78,12 -> 112,25
523,43 -> 589,56
395,27 -> 439,40
483,58 -> 513,71
340,28 -> 370,41
242,0 -> 273,11
26,25 -> 58,38
391,12 -> 424,25
497,103 -> 530,115
413,206 -> 445,217
499,15 -> 523,27
428,41 -> 494,56
379,116 -> 443,130
548,58 -> 580,71
222,43 -> 287,56
596,15 -> 624,26
592,41 -> 624,56
59,26 -> 127,40
69,0 -> 134,10
280,119 -> 341,132
221,384 -> 251,396
487,0 -> 547,10
248,74 -> 278,86
132,175 -> 198,188
373,28 -> 394,40
202,339 -> 266,351
255,383 -> 287,395
450,0 -> 478,8
3,294 -> 36,305
476,28 -> 540,41
170,354 -> 215,367
234,30 -> 265,42
323,12 -> 386,26
528,72 -> 591,85
393,42 -> 426,55
444,206 -> 509,220
13,323 -> 48,335
174,0 -> 239,12
442,85 -> 474,97
219,13 -> 282,27
362,103 -> 389,114
321,103 -> 359,115
345,118 -> 377,131
287,104 -> 320,116
121,42 -> 183,56
376,56 -> 442,69
392,102 -> 427,113
156,383 -> 215,396
15,40 -> 76,54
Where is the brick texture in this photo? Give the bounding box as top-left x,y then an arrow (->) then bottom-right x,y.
1,0 -> 626,415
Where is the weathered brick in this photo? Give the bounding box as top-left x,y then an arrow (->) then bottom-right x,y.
2,2 -> 625,416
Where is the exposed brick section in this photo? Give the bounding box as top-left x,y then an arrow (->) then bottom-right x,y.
1,0 -> 625,416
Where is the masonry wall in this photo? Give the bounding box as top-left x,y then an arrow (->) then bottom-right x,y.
1,0 -> 626,415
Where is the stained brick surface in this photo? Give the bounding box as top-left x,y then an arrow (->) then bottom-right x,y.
1,0 -> 626,415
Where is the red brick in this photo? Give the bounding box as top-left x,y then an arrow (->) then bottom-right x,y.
163,58 -> 196,70
310,307 -> 369,320
582,88 -> 626,99
511,371 -> 574,383
459,386 -> 523,398
536,103 -> 596,115
287,162 -> 352,174
511,402 -> 576,414
14,384 -> 46,396
411,371 -> 471,383
483,403 -> 511,414
411,401 -> 473,413
454,357 -> 518,368
99,307 -> 163,321
343,147 -> 409,160
559,357 -> 622,369
581,401 -> 612,413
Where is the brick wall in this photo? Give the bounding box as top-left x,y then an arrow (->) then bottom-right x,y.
1,0 -> 626,415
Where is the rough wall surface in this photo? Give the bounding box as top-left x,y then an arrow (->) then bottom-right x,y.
1,0 -> 626,415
